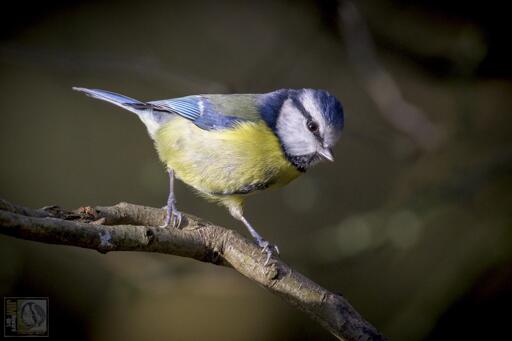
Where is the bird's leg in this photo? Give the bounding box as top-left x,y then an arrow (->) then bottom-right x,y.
160,168 -> 182,228
239,215 -> 279,265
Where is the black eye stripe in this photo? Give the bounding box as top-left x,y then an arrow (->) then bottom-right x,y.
292,97 -> 312,121
291,97 -> 324,143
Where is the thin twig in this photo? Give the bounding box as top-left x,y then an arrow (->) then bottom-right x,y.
0,198 -> 385,340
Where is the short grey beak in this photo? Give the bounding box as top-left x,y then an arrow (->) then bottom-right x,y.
318,148 -> 334,162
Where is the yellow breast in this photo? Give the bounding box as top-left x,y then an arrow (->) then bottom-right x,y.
154,117 -> 301,200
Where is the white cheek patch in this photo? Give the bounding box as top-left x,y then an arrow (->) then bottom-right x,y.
300,89 -> 326,136
276,99 -> 317,156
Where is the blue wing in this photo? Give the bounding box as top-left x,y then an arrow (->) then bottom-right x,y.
150,96 -> 202,121
74,87 -> 267,132
149,95 -> 254,131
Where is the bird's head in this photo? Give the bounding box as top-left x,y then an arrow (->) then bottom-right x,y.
260,88 -> 344,171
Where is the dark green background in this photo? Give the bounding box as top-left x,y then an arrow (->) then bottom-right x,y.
1,0 -> 511,340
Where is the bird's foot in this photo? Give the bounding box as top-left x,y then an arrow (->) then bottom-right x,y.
257,238 -> 280,265
160,204 -> 182,229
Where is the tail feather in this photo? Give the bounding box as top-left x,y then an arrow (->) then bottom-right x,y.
73,87 -> 169,137
72,87 -> 145,114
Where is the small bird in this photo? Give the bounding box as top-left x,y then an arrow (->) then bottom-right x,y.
73,87 -> 344,264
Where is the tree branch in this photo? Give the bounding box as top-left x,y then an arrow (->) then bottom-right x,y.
0,198 -> 385,340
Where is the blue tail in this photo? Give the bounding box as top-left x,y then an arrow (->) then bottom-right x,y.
73,87 -> 169,137
72,87 -> 146,113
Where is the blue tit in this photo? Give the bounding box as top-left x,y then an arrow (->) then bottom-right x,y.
73,87 -> 344,263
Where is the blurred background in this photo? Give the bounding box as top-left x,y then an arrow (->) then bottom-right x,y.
1,0 -> 511,339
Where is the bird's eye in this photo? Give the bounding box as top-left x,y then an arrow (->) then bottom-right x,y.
307,120 -> 319,133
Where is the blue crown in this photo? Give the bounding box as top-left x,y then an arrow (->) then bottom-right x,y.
258,89 -> 344,131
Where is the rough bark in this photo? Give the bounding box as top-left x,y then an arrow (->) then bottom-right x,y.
0,198 -> 385,340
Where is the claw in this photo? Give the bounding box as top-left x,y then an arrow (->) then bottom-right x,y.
172,210 -> 182,228
257,239 -> 279,265
159,214 -> 171,228
264,250 -> 272,266
237,215 -> 278,266
160,204 -> 182,228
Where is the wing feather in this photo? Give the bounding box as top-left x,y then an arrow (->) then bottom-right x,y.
150,96 -> 202,121
150,95 -> 262,130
